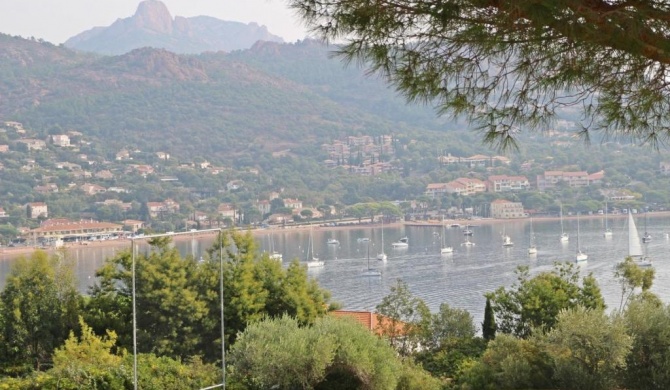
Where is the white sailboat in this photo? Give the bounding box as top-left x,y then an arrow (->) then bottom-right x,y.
575,214 -> 588,262
392,236 -> 409,248
441,218 -> 453,254
461,236 -> 475,247
362,242 -> 382,277
528,217 -> 537,255
269,233 -> 282,261
628,213 -> 652,267
560,204 -> 569,243
603,202 -> 612,238
305,225 -> 324,268
501,226 -> 514,247
377,219 -> 387,261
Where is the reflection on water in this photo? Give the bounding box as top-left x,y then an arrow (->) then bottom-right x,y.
1,215 -> 670,326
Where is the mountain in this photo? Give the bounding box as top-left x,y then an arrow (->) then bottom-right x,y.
0,33 -> 462,163
64,0 -> 284,55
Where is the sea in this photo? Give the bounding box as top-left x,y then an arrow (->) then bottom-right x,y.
1,214 -> 668,327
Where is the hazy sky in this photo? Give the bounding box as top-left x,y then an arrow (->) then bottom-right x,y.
0,0 -> 311,44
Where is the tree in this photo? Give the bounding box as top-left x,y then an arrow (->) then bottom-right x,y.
228,315 -> 441,390
422,303 -> 476,350
290,0 -> 670,148
457,334 -> 554,389
543,307 -> 632,390
482,297 -> 496,341
622,299 -> 670,390
487,263 -> 605,338
376,279 -> 431,356
0,250 -> 81,374
87,238 -> 208,360
614,256 -> 656,310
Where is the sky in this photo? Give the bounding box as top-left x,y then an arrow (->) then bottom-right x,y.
0,0 -> 311,44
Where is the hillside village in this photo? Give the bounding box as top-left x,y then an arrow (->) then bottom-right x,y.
0,119 -> 659,246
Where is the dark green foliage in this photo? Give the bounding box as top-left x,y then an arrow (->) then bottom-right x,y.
290,0 -> 670,148
622,299 -> 670,390
85,230 -> 333,362
0,250 -> 81,375
482,297 -> 496,341
487,263 -> 605,338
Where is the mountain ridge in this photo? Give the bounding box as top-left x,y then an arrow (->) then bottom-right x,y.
64,0 -> 284,55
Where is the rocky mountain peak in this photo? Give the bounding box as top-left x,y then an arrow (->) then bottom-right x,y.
132,0 -> 174,34
64,1 -> 284,55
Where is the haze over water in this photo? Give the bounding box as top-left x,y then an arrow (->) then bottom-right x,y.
1,214 -> 668,326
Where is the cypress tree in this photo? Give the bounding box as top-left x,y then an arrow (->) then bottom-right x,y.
482,296 -> 496,341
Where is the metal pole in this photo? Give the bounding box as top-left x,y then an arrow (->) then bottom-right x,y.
219,229 -> 226,389
132,238 -> 138,390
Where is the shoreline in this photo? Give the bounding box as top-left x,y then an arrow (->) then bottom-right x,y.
2,210 -> 668,261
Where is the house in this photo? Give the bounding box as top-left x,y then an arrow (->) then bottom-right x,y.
80,183 -> 107,196
283,198 -> 303,209
123,219 -> 145,233
107,187 -> 129,194
24,218 -> 123,242
330,310 -> 409,337
116,149 -> 131,160
536,170 -> 605,191
438,153 -> 511,167
56,162 -> 82,171
444,178 -> 487,196
16,139 -> 46,151
227,180 -> 244,191
425,183 -> 450,199
0,207 -> 7,218
487,175 -> 531,192
131,165 -> 154,177
490,199 -> 526,219
147,199 -> 180,218
256,200 -> 271,215
95,170 -> 115,180
27,202 -> 48,219
0,145 -> 8,153
156,151 -> 170,160
34,183 -> 59,194
51,134 -> 71,147
218,203 -> 236,219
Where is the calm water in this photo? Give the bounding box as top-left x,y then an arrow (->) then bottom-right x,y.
2,215 -> 669,326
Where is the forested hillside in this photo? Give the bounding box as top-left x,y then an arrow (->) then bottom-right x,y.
0,33 -> 667,237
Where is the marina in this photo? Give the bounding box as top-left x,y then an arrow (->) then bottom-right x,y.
2,214 -> 670,327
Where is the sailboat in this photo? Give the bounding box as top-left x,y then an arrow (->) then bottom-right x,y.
377,218 -> 387,261
461,235 -> 475,247
501,226 -> 514,247
392,236 -> 409,248
528,217 -> 537,255
560,204 -> 569,243
575,214 -> 588,262
628,213 -> 652,267
441,218 -> 453,254
305,225 -> 324,268
642,212 -> 652,243
603,202 -> 612,238
362,242 -> 382,277
269,233 -> 282,261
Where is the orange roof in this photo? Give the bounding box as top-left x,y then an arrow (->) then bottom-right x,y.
331,310 -> 409,336
30,219 -> 122,233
